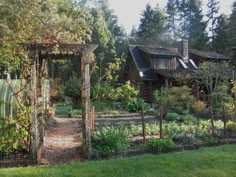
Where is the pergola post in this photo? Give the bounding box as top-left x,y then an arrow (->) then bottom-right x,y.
81,49 -> 91,159
29,50 -> 38,162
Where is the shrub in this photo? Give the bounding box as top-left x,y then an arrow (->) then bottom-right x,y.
147,139 -> 175,152
68,109 -> 81,118
226,121 -> 236,132
173,134 -> 196,145
166,113 -> 181,121
91,84 -> 113,100
126,98 -> 148,113
64,75 -> 81,108
180,115 -> 197,124
192,101 -> 206,113
92,126 -> 129,157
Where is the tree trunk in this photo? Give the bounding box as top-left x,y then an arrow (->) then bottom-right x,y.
208,95 -> 215,136
159,105 -> 163,139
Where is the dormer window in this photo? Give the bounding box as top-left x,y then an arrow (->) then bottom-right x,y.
152,57 -> 177,70
158,59 -> 168,69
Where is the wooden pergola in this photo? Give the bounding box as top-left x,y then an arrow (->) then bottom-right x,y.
23,43 -> 97,161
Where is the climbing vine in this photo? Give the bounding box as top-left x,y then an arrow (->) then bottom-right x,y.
0,103 -> 31,153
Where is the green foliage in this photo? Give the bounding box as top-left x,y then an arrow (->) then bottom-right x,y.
166,113 -> 181,121
91,84 -> 113,100
166,0 -> 180,40
192,101 -> 206,113
64,75 -> 81,107
92,126 -> 129,157
64,75 -> 81,99
212,14 -> 229,54
173,134 -> 197,145
169,86 -> 194,114
137,4 -> 166,46
147,138 -> 175,152
178,0 -> 208,49
228,2 -> 236,63
54,104 -> 72,115
91,81 -> 138,112
196,61 -> 230,97
91,100 -> 114,112
68,109 -> 81,118
226,121 -> 236,132
166,113 -> 196,123
114,81 -> 139,103
154,86 -> 194,115
126,98 -> 148,113
0,104 -> 31,153
127,123 -> 159,137
181,115 -> 197,124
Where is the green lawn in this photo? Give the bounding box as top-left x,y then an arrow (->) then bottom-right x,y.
1,145 -> 236,177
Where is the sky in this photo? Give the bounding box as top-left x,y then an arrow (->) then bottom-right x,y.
109,0 -> 234,34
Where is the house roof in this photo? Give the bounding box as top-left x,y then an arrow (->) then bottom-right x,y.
127,45 -> 228,81
154,69 -> 194,79
189,49 -> 229,60
129,46 -> 156,80
138,46 -> 182,57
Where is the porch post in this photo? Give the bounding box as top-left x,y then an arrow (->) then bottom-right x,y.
165,78 -> 169,88
81,50 -> 91,159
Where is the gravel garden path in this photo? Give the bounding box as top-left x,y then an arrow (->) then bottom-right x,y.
40,117 -> 82,165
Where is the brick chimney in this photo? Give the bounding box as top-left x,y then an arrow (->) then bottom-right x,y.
182,39 -> 189,62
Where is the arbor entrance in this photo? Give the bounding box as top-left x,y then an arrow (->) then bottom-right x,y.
24,43 -> 97,162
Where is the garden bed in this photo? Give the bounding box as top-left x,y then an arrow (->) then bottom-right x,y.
0,151 -> 35,168
91,135 -> 236,160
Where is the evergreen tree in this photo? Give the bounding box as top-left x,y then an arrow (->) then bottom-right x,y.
212,14 -> 229,54
178,0 -> 208,49
137,4 -> 166,46
228,2 -> 236,63
90,0 -> 127,85
206,0 -> 220,47
166,0 -> 180,40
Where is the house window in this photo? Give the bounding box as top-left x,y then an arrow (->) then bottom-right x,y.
158,59 -> 168,69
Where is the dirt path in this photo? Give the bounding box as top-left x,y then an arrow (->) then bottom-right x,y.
39,114 -> 156,165
40,117 -> 82,165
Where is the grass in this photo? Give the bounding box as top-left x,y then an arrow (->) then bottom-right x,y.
1,145 -> 236,177
54,104 -> 72,115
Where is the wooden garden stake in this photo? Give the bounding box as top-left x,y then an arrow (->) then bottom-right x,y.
90,106 -> 95,137
223,105 -> 227,136
141,104 -> 146,144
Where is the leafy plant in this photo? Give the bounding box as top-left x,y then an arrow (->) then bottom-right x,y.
92,126 -> 129,157
64,75 -> 81,108
0,104 -> 31,153
192,101 -> 206,113
147,138 -> 175,152
173,134 -> 196,145
166,113 -> 181,121
180,115 -> 197,124
126,98 -> 148,113
226,121 -> 236,132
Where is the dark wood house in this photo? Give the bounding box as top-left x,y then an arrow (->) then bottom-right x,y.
122,40 -> 229,102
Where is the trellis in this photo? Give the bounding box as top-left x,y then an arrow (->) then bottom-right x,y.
23,43 -> 97,162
